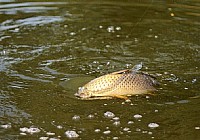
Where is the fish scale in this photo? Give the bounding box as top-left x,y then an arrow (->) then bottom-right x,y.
75,69 -> 157,99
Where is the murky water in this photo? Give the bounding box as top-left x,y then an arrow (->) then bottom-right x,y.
0,0 -> 200,139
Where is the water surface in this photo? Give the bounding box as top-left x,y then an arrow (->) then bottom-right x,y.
0,0 -> 200,139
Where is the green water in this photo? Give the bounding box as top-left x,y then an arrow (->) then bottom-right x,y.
0,0 -> 199,139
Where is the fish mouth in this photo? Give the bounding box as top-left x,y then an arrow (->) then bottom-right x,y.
74,92 -> 91,99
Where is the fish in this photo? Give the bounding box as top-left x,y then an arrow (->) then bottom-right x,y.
75,68 -> 158,100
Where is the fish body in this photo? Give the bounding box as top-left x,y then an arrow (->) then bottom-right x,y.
75,69 -> 157,99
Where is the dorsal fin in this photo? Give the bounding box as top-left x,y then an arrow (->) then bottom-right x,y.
110,69 -> 130,75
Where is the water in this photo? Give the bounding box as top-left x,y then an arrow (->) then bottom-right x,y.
0,0 -> 199,139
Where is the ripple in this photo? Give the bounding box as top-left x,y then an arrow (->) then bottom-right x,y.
177,100 -> 189,104
16,16 -> 64,26
0,16 -> 64,31
10,73 -> 52,83
0,2 -> 67,13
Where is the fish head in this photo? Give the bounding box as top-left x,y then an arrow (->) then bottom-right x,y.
75,87 -> 92,99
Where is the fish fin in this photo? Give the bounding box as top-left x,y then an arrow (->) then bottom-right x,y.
111,69 -> 130,75
77,96 -> 113,100
145,92 -> 156,96
112,95 -> 129,100
143,89 -> 157,96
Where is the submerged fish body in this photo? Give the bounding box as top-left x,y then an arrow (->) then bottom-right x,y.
75,69 -> 157,99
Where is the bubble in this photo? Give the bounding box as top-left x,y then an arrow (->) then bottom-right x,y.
170,13 -> 175,16
20,127 -> 41,134
28,127 -> 41,134
105,45 -> 111,48
123,127 -> 130,132
148,131 -> 153,135
20,133 -> 27,136
65,130 -> 79,138
128,121 -> 134,124
72,115 -> 80,121
125,99 -> 131,102
192,79 -> 197,83
69,32 -> 76,36
106,126 -> 109,129
104,111 -> 115,119
142,130 -> 148,133
0,124 -> 11,129
134,38 -> 138,42
113,137 -> 119,140
88,114 -> 95,119
133,114 -> 142,119
103,130 -> 111,135
116,27 -> 121,30
57,125 -> 63,129
112,117 -> 120,121
81,28 -> 86,30
49,138 -> 60,140
135,128 -> 141,132
195,127 -> 200,130
94,129 -> 101,133
20,127 -> 27,132
107,26 -> 114,33
46,132 -> 55,136
113,121 -> 120,126
40,137 -> 49,140
146,96 -> 150,99
148,123 -> 159,128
